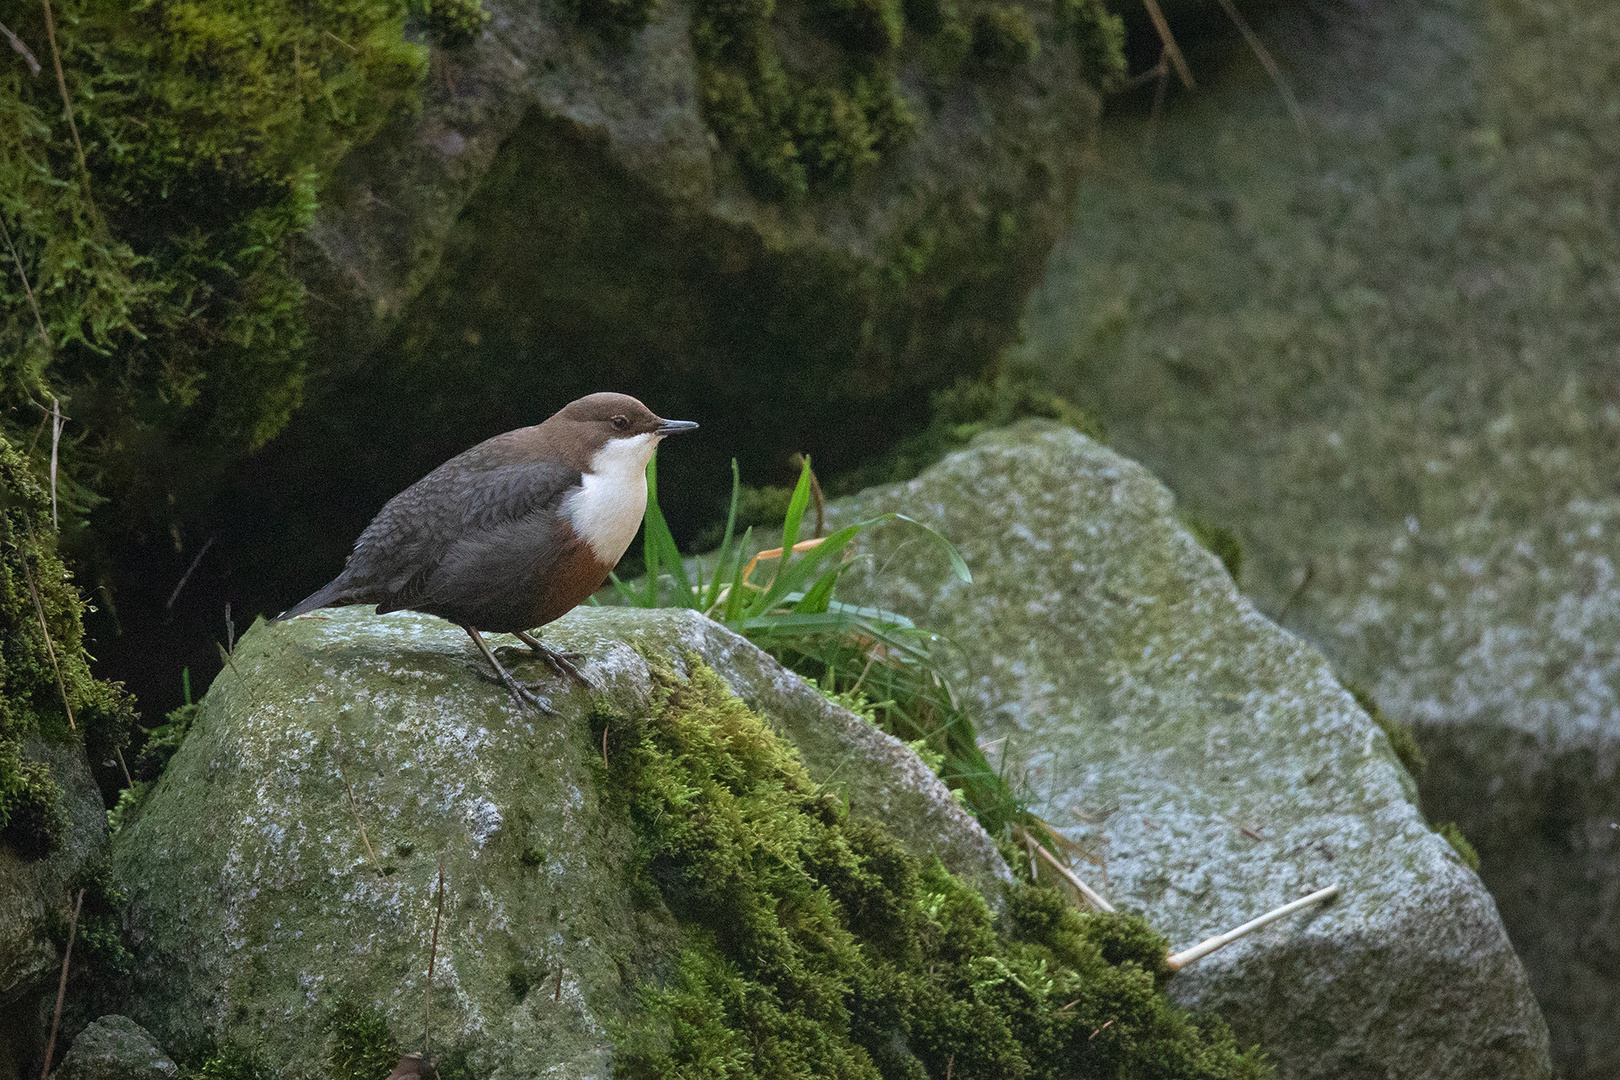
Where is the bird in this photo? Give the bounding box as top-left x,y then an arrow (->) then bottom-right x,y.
272,392 -> 698,710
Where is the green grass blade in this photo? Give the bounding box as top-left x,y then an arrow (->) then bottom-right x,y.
775,456 -> 815,572
754,523 -> 862,613
701,458 -> 742,611
721,526 -> 754,625
891,514 -> 973,584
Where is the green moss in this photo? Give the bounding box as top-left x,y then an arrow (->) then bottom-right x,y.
971,6 -> 1037,70
691,0 -> 915,199
599,659 -> 1270,1080
1182,516 -> 1244,585
326,1000 -> 403,1080
1,433 -> 135,857
182,1043 -> 276,1080
1347,684 -> 1427,778
1437,821 -> 1481,873
424,0 -> 490,46
1,0 -> 426,544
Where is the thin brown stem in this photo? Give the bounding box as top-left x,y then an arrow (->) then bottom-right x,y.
425,860 -> 445,1057
21,549 -> 75,731
40,0 -> 99,225
0,212 -> 50,348
1139,0 -> 1195,90
1213,0 -> 1310,142
332,740 -> 383,875
41,888 -> 83,1080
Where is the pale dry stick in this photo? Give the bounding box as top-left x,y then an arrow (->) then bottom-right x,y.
40,888 -> 84,1080
21,554 -> 75,730
424,859 -> 445,1057
2,18 -> 42,74
166,534 -> 217,610
1139,0 -> 1195,90
1165,884 -> 1340,971
1212,0 -> 1311,143
40,0 -> 99,225
49,397 -> 62,529
1015,827 -> 1116,914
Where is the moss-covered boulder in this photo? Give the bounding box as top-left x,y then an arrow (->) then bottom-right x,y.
111,605 -> 1049,1072
50,1016 -> 177,1080
828,421 -> 1552,1080
0,739 -> 109,1080
1012,2 -> 1620,1076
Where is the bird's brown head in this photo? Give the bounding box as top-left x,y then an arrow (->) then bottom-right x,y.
541,392 -> 698,472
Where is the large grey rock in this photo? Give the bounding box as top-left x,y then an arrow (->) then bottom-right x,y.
111,606 -> 1007,1072
1010,1 -> 1620,1075
830,421 -> 1551,1080
51,1016 -> 177,1080
280,0 -> 1118,529
0,740 -> 109,1080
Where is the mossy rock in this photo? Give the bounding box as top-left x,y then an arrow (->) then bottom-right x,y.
827,421 -> 1553,1080
1012,1 -> 1620,1076
111,607 -> 1024,1070
0,739 -> 109,1080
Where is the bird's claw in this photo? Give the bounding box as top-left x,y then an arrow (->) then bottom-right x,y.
475,663 -> 559,715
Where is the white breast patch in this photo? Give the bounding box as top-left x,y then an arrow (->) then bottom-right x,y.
561,432 -> 658,564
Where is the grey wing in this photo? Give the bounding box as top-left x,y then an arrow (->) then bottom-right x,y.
341,455 -> 582,610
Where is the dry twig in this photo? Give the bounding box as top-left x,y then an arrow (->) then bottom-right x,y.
40,888 -> 83,1080
1139,0 -> 1194,89
40,0 -> 99,224
1013,825 -> 1115,913
425,860 -> 445,1056
1165,884 -> 1340,971
21,549 -> 75,731
0,212 -> 49,348
332,736 -> 384,876
1213,0 -> 1310,142
2,18 -> 41,74
166,535 -> 216,610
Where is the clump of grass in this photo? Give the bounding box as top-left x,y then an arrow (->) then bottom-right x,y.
599,659 -> 1270,1079
618,451 -> 1041,837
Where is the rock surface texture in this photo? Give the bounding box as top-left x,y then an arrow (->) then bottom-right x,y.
1011,2 -> 1620,1075
51,1016 -> 177,1080
0,741 -> 109,1080
111,607 -> 1007,1072
831,422 -> 1552,1080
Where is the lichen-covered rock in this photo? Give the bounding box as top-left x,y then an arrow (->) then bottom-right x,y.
829,421 -> 1552,1080
51,1016 -> 177,1080
1011,2 -> 1620,1076
0,740 -> 110,1080
110,606 -> 1008,1071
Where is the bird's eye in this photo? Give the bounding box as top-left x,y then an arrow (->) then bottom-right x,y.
610,414 -> 630,431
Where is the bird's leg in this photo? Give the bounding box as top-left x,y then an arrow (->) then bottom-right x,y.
512,629 -> 589,685
465,626 -> 557,714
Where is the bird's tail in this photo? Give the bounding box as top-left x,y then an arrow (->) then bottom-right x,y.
269,577 -> 359,623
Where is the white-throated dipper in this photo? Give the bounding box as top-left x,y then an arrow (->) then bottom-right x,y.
272,392 -> 698,710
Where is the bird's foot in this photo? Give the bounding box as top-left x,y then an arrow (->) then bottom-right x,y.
465,625 -> 561,714
473,661 -> 559,715
512,630 -> 591,686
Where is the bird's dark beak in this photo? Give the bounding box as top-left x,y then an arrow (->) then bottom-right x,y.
656,418 -> 699,436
